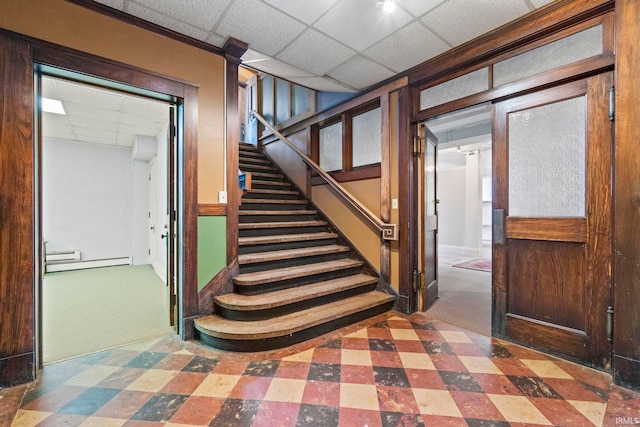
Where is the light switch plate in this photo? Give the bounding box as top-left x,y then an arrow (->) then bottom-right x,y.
392,198 -> 398,209
218,190 -> 227,204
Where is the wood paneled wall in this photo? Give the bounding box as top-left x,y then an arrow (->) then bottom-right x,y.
613,0 -> 640,392
0,32 -> 36,386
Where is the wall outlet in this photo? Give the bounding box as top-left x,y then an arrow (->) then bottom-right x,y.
218,190 -> 227,204
392,198 -> 398,209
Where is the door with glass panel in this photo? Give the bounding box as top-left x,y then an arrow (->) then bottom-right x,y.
418,124 -> 438,311
492,73 -> 612,369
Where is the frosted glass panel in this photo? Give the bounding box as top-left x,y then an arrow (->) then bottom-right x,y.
420,68 -> 489,110
319,122 -> 342,172
276,78 -> 290,124
293,84 -> 309,116
494,25 -> 602,87
508,97 -> 586,217
353,107 -> 381,167
261,75 -> 274,124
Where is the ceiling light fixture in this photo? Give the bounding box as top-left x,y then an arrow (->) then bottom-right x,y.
383,0 -> 395,13
42,98 -> 66,115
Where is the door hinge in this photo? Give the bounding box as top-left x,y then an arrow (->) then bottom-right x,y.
412,136 -> 424,156
170,294 -> 177,306
412,270 -> 424,292
606,306 -> 613,341
608,86 -> 615,121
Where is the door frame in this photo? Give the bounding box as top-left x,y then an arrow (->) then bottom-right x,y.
32,42 -> 199,368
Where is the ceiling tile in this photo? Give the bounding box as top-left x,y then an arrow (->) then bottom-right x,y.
243,50 -> 314,79
327,56 -> 395,90
364,21 -> 449,73
119,123 -> 162,137
263,0 -> 340,24
530,0 -> 555,8
206,32 -> 227,47
422,0 -> 530,46
56,81 -> 123,110
277,29 -> 356,76
215,0 -> 306,56
127,3 -> 210,41
93,0 -> 124,9
121,97 -> 169,118
63,103 -> 121,123
396,0 -> 446,17
314,0 -> 413,52
133,0 -> 231,31
72,126 -> 118,140
42,78 -> 62,99
69,116 -> 119,132
288,76 -> 355,92
117,133 -> 136,147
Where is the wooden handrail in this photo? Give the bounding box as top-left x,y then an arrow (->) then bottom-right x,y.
251,110 -> 398,241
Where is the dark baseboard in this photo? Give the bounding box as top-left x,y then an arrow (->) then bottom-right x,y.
0,353 -> 35,388
613,354 -> 640,392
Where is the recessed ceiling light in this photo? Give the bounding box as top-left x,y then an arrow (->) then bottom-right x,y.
42,98 -> 66,115
383,0 -> 396,13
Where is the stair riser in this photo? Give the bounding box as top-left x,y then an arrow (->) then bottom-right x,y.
238,238 -> 338,254
234,266 -> 364,295
246,173 -> 284,181
239,226 -> 327,238
239,214 -> 318,223
239,252 -> 350,274
215,283 -> 377,321
242,193 -> 299,200
239,165 -> 278,173
240,202 -> 309,211
197,301 -> 394,352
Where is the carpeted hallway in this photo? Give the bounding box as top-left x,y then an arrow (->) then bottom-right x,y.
43,264 -> 175,364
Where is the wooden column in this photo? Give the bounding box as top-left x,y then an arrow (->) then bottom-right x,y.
613,0 -> 640,392
0,32 -> 36,387
223,38 -> 248,266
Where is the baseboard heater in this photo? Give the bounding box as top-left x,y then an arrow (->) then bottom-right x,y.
45,256 -> 132,273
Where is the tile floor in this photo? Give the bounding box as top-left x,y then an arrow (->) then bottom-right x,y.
2,312 -> 640,426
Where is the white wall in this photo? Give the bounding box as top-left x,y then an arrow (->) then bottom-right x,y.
131,159 -> 150,264
43,139 -> 139,261
438,167 -> 467,249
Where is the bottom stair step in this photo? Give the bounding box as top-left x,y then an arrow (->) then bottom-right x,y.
195,291 -> 395,351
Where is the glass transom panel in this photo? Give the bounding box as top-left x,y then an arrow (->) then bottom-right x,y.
319,122 -> 343,172
494,25 -> 602,87
420,68 -> 489,110
352,107 -> 381,168
508,96 -> 586,217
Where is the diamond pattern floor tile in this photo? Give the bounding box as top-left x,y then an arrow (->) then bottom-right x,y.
3,312 -> 640,426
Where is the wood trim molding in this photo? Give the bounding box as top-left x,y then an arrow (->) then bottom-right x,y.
198,204 -> 228,216
506,217 -> 587,243
198,261 -> 239,315
64,0 -> 225,57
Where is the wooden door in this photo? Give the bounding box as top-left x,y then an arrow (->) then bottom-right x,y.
492,73 -> 612,369
167,106 -> 177,327
418,124 -> 439,310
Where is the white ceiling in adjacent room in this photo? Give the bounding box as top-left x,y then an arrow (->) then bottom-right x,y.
91,0 -> 556,92
42,76 -> 169,147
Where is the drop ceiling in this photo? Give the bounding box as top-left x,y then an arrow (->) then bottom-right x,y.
91,0 -> 556,92
42,76 -> 170,148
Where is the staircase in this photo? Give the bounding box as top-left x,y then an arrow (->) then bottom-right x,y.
194,143 -> 395,351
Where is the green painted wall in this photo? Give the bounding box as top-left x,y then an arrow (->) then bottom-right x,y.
197,216 -> 227,291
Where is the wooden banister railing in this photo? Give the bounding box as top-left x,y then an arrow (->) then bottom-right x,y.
251,110 -> 398,241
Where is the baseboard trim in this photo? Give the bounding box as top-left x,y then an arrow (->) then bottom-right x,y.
45,256 -> 132,273
614,354 -> 640,392
439,245 -> 484,257
0,352 -> 34,388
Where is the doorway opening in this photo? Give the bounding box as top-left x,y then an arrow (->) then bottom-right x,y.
423,103 -> 493,336
39,75 -> 177,364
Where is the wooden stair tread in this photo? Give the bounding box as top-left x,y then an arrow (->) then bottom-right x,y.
239,232 -> 337,246
239,163 -> 277,171
252,180 -> 290,187
240,210 -> 317,216
244,188 -> 299,196
196,291 -> 394,340
239,244 -> 349,265
247,171 -> 283,179
239,220 -> 327,230
241,199 -> 307,205
239,157 -> 270,165
216,274 -> 378,310
233,259 -> 363,286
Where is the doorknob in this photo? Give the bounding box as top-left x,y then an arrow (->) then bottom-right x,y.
161,233 -> 168,239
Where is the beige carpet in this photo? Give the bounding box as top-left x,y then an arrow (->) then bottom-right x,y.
43,264 -> 175,364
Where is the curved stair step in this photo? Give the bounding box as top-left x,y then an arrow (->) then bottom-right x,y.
195,291 -> 395,351
217,274 -> 379,312
239,232 -> 337,246
233,258 -> 363,286
239,244 -> 349,265
239,220 -> 327,230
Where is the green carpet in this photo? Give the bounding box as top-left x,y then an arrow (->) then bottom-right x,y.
43,264 -> 175,364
